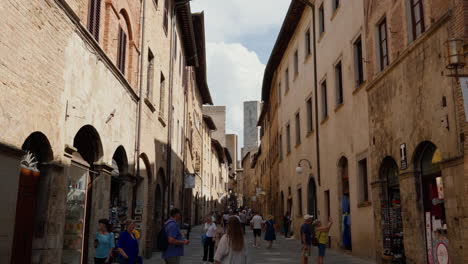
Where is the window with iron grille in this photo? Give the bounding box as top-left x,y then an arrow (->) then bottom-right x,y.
410,0 -> 425,40
378,18 -> 389,71
353,36 -> 364,87
117,26 -> 127,75
87,0 -> 101,41
319,4 -> 325,35
335,61 -> 343,106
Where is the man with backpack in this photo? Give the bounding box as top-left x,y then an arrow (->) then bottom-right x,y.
159,208 -> 190,264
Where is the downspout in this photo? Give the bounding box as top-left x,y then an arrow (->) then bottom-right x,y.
134,0 -> 147,215
306,1 -> 321,186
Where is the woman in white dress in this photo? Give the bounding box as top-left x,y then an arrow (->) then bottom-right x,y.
214,216 -> 248,264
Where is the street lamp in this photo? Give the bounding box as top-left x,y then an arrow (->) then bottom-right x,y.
296,159 -> 313,175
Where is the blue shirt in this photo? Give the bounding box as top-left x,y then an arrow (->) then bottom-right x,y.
117,230 -> 139,263
300,223 -> 312,245
162,219 -> 184,259
95,232 -> 115,258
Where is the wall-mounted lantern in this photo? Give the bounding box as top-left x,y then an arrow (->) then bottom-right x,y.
445,38 -> 465,70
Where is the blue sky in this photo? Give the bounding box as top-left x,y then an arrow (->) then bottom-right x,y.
191,0 -> 290,156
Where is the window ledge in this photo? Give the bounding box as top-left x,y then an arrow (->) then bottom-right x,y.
306,130 -> 314,138
158,114 -> 167,127
330,6 -> 341,21
304,53 -> 313,63
352,81 -> 367,95
318,32 -> 325,43
295,142 -> 301,148
334,103 -> 344,113
320,116 -> 329,125
144,98 -> 156,112
357,201 -> 372,208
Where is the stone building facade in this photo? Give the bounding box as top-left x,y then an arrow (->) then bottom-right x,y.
364,0 -> 468,263
0,0 -> 226,263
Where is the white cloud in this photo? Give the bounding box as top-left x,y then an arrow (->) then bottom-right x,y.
205,42 -> 264,143
192,0 -> 290,42
191,1 -> 290,155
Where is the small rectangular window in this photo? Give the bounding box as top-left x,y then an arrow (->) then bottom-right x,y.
279,134 -> 283,160
306,98 -> 313,133
325,190 -> 330,218
278,82 -> 282,104
146,49 -> 155,100
319,4 -> 325,35
321,80 -> 328,120
305,29 -> 311,56
353,36 -> 364,87
335,61 -> 343,106
294,50 -> 299,75
285,68 -> 290,91
410,0 -> 425,39
297,188 -> 303,216
117,26 -> 127,75
159,73 -> 166,115
358,158 -> 369,202
378,18 -> 389,70
295,112 -> 301,145
286,124 -> 291,153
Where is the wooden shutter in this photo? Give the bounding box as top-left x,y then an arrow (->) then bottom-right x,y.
88,0 -> 101,41
117,27 -> 127,75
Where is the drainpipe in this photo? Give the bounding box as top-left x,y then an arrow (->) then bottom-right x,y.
134,0 -> 147,216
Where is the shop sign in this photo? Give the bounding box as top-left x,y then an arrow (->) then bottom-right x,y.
400,144 -> 407,170
436,242 -> 449,264
185,173 -> 195,189
459,77 -> 468,121
426,212 -> 434,264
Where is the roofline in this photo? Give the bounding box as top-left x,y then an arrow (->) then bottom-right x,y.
176,1 -> 198,67
203,114 -> 217,130
261,0 -> 306,103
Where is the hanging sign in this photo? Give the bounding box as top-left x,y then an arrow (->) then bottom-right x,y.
184,173 -> 195,189
400,143 -> 408,170
459,77 -> 468,121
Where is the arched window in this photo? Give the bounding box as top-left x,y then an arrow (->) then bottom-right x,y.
87,0 -> 101,41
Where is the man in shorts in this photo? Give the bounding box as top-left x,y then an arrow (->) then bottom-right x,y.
250,212 -> 264,248
300,215 -> 314,264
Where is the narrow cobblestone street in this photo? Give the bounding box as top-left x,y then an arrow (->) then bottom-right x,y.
147,225 -> 374,264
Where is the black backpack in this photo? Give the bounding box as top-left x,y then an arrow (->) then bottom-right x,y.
157,222 -> 170,251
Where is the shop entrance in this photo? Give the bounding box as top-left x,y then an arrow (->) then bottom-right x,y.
415,142 -> 448,264
379,157 -> 405,263
338,156 -> 352,250
110,146 -> 130,239
307,177 -> 317,218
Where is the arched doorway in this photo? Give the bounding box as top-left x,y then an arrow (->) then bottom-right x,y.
307,177 -> 317,218
136,153 -> 152,257
379,157 -> 405,261
152,168 -> 165,252
338,156 -> 352,250
413,142 -> 447,263
62,125 -> 103,263
110,146 -> 131,236
11,132 -> 53,264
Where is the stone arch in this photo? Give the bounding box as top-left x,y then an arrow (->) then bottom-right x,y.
337,155 -> 352,250
11,132 -> 54,263
119,8 -> 134,40
110,146 -> 131,234
73,125 -> 103,165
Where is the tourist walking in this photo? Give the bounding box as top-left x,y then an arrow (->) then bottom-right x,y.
300,215 -> 314,264
94,219 -> 115,264
250,212 -> 264,248
214,215 -> 225,250
263,215 -> 277,249
315,217 -> 333,264
116,220 -> 142,264
203,216 -> 216,263
214,216 -> 248,264
283,211 -> 291,238
162,208 -> 190,264
239,210 -> 247,233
